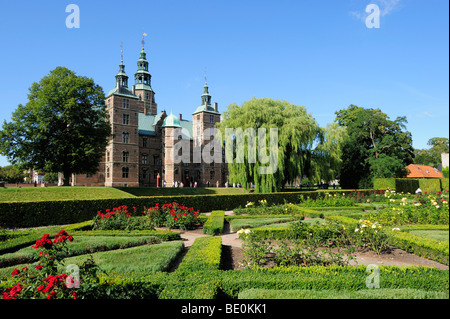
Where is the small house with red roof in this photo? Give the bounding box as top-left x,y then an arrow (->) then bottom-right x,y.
406,164 -> 443,179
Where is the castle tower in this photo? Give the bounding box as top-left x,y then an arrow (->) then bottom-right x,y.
134,35 -> 157,115
104,49 -> 140,187
161,111 -> 183,186
192,79 -> 222,186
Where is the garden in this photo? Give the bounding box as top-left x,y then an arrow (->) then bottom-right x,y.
0,185 -> 448,300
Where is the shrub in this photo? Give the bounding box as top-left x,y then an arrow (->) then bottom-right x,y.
93,205 -> 149,231
142,202 -> 200,230
1,231 -> 101,299
175,237 -> 222,273
203,211 -> 225,235
373,178 -> 396,190
418,179 -> 442,193
395,179 -> 420,194
441,178 -> 449,191
299,193 -> 355,207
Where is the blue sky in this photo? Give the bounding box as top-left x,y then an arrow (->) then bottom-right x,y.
0,0 -> 448,167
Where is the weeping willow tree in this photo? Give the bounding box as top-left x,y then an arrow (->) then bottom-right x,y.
216,98 -> 322,193
311,122 -> 348,184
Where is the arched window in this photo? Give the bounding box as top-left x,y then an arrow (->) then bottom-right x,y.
122,132 -> 129,143
123,151 -> 129,163
122,167 -> 129,178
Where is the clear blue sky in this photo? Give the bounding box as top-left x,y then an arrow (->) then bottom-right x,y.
0,0 -> 448,167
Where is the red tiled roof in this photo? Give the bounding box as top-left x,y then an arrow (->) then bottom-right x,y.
406,164 -> 443,178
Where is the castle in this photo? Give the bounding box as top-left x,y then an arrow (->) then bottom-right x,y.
68,43 -> 227,187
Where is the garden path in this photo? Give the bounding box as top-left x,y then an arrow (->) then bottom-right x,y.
161,210 -> 449,270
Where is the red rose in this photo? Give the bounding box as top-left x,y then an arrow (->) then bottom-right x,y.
11,268 -> 20,276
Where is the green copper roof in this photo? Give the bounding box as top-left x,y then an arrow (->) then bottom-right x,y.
193,103 -> 220,115
106,86 -> 136,98
161,112 -> 181,128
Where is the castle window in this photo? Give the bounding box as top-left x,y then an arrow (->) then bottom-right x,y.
210,170 -> 215,180
175,168 -> 179,175
210,115 -> 214,123
142,169 -> 148,180
142,154 -> 148,164
106,167 -> 110,178
106,151 -> 110,162
122,167 -> 129,178
123,99 -> 129,109
122,132 -> 129,143
196,171 -> 201,180
123,114 -> 129,125
146,92 -> 150,100
142,137 -> 148,148
122,151 -> 129,163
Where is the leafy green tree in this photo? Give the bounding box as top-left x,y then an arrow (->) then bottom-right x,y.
0,67 -> 111,186
414,137 -> 449,167
217,98 -> 322,193
311,122 -> 348,184
0,165 -> 27,183
335,105 -> 414,189
42,172 -> 59,184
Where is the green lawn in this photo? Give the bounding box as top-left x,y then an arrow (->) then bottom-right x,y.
0,235 -> 162,268
0,187 -> 135,202
409,230 -> 449,242
63,241 -> 184,275
0,186 -> 249,202
0,241 -> 184,280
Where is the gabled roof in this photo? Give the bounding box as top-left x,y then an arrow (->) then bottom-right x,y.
406,164 -> 443,178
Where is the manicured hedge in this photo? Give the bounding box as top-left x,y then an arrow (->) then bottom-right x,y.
203,211 -> 225,235
100,265 -> 449,299
395,179 -> 420,194
386,230 -> 449,265
373,178 -> 396,190
218,265 -> 449,298
441,178 -> 449,191
0,190 -> 364,228
238,288 -> 448,299
373,178 -> 447,193
159,236 -> 223,299
418,179 -> 443,194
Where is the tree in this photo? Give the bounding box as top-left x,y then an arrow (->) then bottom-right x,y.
413,137 -> 449,167
0,165 -> 27,183
0,67 -> 111,186
311,122 -> 348,184
335,105 -> 414,189
217,98 -> 322,193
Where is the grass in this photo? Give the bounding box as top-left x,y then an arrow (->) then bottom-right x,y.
0,235 -> 162,268
0,187 -> 135,202
238,288 -> 449,299
62,241 -> 184,276
409,230 -> 449,243
0,186 -> 249,202
0,240 -> 184,280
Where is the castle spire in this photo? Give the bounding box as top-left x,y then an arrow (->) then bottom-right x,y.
116,42 -> 128,88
